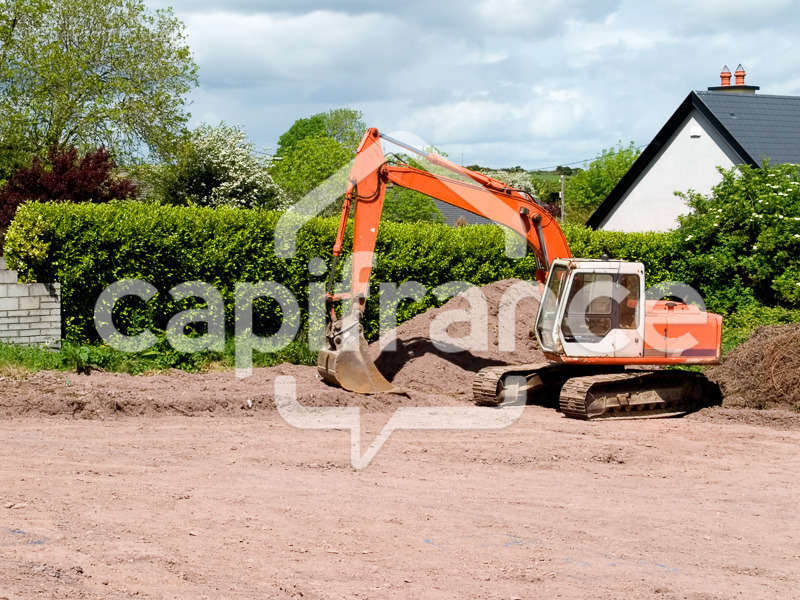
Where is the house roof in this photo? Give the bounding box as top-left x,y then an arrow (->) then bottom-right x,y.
696,91 -> 800,165
587,90 -> 800,229
433,199 -> 492,226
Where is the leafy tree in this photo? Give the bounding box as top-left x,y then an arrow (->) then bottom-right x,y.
0,0 -> 197,173
271,136 -> 352,204
322,108 -> 366,152
275,108 -> 365,156
275,114 -> 326,157
151,123 -> 284,210
0,145 -> 136,230
566,142 -> 640,223
674,163 -> 800,312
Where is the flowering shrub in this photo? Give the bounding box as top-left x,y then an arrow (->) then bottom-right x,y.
158,123 -> 285,210
674,163 -> 800,311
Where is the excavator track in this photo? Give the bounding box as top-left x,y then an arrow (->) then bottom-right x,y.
559,370 -> 719,420
472,362 -> 553,406
472,362 -> 619,407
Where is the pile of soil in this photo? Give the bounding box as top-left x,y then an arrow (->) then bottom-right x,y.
370,278 -> 544,398
708,324 -> 800,410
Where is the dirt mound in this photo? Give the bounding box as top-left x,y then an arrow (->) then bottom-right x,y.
370,278 -> 544,398
708,324 -> 800,410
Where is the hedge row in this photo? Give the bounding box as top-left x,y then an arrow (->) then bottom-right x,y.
4,202 -> 679,342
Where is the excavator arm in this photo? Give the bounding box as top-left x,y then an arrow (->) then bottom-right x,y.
318,127 -> 571,394
331,127 -> 570,305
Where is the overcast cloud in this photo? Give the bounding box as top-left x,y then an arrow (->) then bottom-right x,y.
146,0 -> 800,168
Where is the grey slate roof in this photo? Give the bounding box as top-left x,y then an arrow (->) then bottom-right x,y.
433,199 -> 492,226
587,89 -> 800,229
695,91 -> 800,165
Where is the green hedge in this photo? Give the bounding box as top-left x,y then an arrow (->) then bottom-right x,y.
4,202 -> 678,343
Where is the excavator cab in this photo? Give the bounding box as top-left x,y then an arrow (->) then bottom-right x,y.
535,259 -> 646,359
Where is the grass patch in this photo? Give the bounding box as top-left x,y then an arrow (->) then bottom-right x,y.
0,336 -> 317,376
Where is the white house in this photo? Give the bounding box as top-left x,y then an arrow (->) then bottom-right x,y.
588,66 -> 800,232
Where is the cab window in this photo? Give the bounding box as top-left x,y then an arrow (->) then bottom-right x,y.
561,272 -> 613,342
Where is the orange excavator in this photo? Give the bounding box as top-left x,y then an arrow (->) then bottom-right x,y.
317,128 -> 722,419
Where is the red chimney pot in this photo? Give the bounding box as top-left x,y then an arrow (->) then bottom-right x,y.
734,64 -> 746,86
720,65 -> 731,87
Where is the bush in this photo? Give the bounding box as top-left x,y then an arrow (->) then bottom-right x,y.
382,186 -> 444,223
4,202 -> 679,345
673,163 -> 800,313
0,146 -> 136,231
561,224 -> 678,286
144,123 -> 285,210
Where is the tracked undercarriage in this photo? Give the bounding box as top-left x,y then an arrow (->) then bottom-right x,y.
473,364 -> 720,420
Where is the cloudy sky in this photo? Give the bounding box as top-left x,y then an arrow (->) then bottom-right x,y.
146,0 -> 799,168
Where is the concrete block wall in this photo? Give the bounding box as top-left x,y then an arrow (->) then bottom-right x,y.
0,256 -> 61,347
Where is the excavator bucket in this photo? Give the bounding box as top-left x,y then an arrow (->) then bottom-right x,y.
317,311 -> 398,394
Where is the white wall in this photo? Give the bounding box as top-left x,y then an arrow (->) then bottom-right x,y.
599,110 -> 742,232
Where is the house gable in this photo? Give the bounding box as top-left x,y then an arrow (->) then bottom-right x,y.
597,108 -> 744,232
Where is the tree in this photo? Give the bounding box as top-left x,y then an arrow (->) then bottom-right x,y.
322,108 -> 366,153
275,114 -> 326,157
0,0 -> 197,174
565,142 -> 640,223
674,163 -> 800,312
275,108 -> 365,156
0,145 -> 137,230
150,123 -> 285,210
271,136 -> 352,204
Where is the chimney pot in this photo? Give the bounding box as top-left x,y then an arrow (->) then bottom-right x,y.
734,64 -> 746,86
720,65 -> 731,87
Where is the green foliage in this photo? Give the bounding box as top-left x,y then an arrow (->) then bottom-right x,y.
276,108 -> 365,156
0,0 -> 197,163
673,163 -> 800,313
720,303 -> 800,354
0,336 -> 318,375
270,136 -> 351,204
275,114 -> 326,157
562,224 -> 679,287
5,201 -> 680,346
565,142 -> 640,223
143,123 -> 285,210
382,186 -> 444,224
321,108 -> 366,153
530,173 -> 561,203
0,339 -> 64,372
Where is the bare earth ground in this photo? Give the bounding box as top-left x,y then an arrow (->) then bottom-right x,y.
1,368 -> 799,599
2,280 -> 799,598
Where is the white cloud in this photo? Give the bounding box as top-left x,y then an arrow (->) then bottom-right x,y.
145,0 -> 800,167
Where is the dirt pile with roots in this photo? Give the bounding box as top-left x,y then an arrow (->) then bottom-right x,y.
708,324 -> 800,410
370,278 -> 544,399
